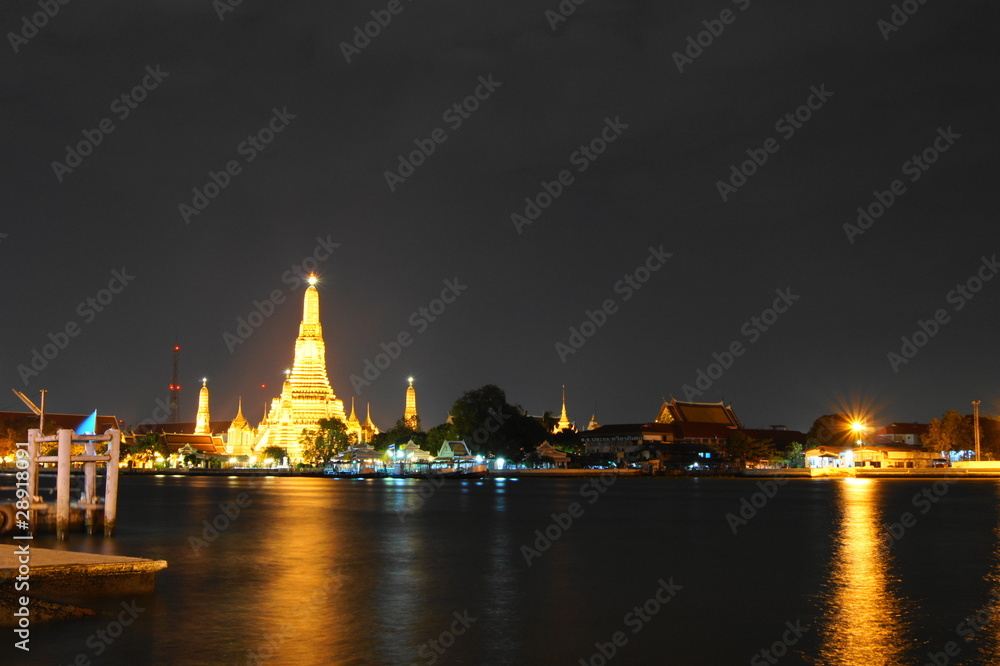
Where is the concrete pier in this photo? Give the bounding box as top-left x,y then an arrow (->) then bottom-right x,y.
0,545 -> 167,624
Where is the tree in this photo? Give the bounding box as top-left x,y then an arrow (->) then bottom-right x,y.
805,414 -> 856,449
724,431 -> 776,470
924,410 -> 974,458
0,426 -> 19,467
262,446 -> 287,465
551,429 -> 583,454
979,417 -> 1000,461
540,411 -> 558,434
449,385 -> 546,460
300,419 -> 351,464
782,442 -> 805,468
371,419 -> 423,452
424,422 -> 458,456
0,415 -> 55,465
127,433 -> 168,468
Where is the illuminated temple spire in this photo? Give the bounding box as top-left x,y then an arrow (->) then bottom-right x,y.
231,397 -> 248,430
254,274 -> 346,460
195,378 -> 211,434
361,403 -> 380,443
404,377 -> 419,429
556,385 -> 573,432
346,397 -> 362,443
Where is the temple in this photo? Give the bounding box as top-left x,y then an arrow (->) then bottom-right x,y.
194,378 -> 211,434
555,385 -> 575,432
362,403 -> 379,443
404,378 -> 419,429
227,398 -> 256,456
655,399 -> 742,428
253,275 -> 348,461
345,398 -> 380,444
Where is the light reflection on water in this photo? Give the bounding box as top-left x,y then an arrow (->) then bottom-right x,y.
813,478 -> 915,665
12,475 -> 1000,665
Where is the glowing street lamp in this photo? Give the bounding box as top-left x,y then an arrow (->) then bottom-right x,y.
849,420 -> 868,468
850,420 -> 866,446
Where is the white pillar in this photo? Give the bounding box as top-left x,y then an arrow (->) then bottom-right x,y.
104,429 -> 120,537
56,428 -> 72,540
84,438 -> 96,534
26,429 -> 40,503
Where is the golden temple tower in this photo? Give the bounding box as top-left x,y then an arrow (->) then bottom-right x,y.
194,378 -> 211,434
362,403 -> 380,443
346,397 -> 362,444
404,377 -> 419,429
254,275 -> 346,461
556,385 -> 574,432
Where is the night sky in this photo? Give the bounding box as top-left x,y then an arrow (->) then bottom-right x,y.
2,0 -> 996,433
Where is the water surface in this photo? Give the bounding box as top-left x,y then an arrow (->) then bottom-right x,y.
10,475 -> 1000,665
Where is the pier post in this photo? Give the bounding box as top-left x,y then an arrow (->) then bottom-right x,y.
104,429 -> 120,537
84,439 -> 97,534
56,428 -> 72,540
26,429 -> 40,504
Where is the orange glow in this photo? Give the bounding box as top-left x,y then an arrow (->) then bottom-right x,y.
815,479 -> 914,663
828,393 -> 884,435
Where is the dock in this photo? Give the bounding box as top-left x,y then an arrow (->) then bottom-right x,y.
0,545 -> 167,624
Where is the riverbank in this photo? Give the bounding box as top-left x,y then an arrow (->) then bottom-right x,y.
746,468 -> 1000,479
5,467 -> 1000,480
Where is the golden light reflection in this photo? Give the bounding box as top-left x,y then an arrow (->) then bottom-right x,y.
815,478 -> 912,665
246,482 -> 358,663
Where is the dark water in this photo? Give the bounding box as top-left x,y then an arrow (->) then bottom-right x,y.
8,475 -> 1000,665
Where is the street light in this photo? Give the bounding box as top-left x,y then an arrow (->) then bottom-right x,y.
850,421 -> 867,443
850,420 -> 866,468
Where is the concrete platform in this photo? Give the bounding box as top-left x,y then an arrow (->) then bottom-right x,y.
0,545 -> 167,623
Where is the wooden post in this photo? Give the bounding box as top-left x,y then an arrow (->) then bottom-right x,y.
84,438 -> 97,534
104,429 -> 120,537
56,428 -> 72,540
26,429 -> 40,503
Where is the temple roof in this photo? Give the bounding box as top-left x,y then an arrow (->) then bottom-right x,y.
133,420 -> 233,435
656,399 -> 742,428
536,441 -> 570,462
162,433 -> 227,455
0,411 -> 122,433
438,440 -> 473,458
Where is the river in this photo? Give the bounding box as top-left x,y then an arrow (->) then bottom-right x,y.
10,475 -> 1000,665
